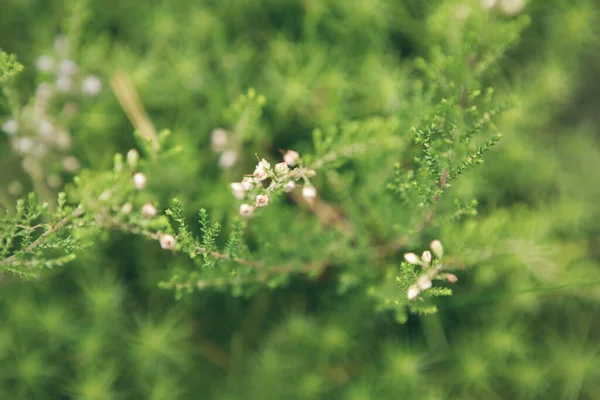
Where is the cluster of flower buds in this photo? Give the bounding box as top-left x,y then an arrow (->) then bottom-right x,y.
481,0 -> 525,15
210,128 -> 239,169
230,150 -> 318,217
0,35 -> 103,195
404,240 -> 457,301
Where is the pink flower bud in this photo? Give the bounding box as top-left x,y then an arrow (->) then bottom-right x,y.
160,234 -> 176,250
141,203 -> 157,217
445,273 -> 458,283
133,172 -> 147,190
255,194 -> 269,207
283,180 -> 296,193
302,185 -> 317,201
403,252 -> 420,265
240,204 -> 253,217
283,150 -> 300,166
230,182 -> 245,199
422,250 -> 432,264
430,240 -> 444,258
219,150 -> 238,169
241,177 -> 254,191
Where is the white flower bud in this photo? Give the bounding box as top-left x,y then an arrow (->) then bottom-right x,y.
430,240 -> 444,258
62,156 -> 80,172
210,128 -> 229,152
422,251 -> 432,264
36,55 -> 55,73
407,285 -> 420,300
56,76 -> 73,92
239,204 -> 253,217
127,149 -> 139,168
231,182 -> 245,199
283,150 -> 300,167
133,172 -> 147,190
82,75 -> 102,96
241,177 -> 254,191
274,162 -> 289,176
59,59 -> 78,76
160,234 -> 176,250
403,252 -> 420,265
218,150 -> 237,169
305,169 -> 316,177
121,202 -> 133,214
15,137 -> 34,154
283,180 -> 296,193
255,194 -> 269,207
445,273 -> 458,283
1,118 -> 18,135
38,119 -> 55,138
302,185 -> 317,201
417,276 -> 432,291
36,82 -> 53,101
498,0 -> 524,15
141,203 -> 157,217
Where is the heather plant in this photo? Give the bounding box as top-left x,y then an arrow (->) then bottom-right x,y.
1,0 -> 600,399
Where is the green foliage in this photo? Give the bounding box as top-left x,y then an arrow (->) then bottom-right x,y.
1,0 -> 600,398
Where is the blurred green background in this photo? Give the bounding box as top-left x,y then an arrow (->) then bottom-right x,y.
1,0 -> 600,399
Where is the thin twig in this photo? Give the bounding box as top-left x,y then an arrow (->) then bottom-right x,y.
0,207 -> 85,268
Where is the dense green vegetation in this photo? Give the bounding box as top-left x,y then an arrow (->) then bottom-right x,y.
1,0 -> 599,398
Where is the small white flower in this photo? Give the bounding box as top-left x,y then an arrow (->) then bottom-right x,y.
38,119 -> 55,137
231,182 -> 245,199
430,240 -> 444,258
403,252 -> 420,265
141,203 -> 157,217
15,137 -> 34,154
82,75 -> 102,96
417,276 -> 432,291
36,55 -> 55,73
255,194 -> 269,207
219,150 -> 238,169
239,204 -> 253,217
36,82 -> 53,100
241,177 -> 254,191
56,76 -> 73,92
1,118 -> 18,135
160,234 -> 177,250
274,162 -> 289,176
121,202 -> 133,214
210,128 -> 229,152
253,159 -> 271,181
283,150 -> 300,167
127,149 -> 139,168
62,156 -> 80,172
283,180 -> 296,193
59,59 -> 78,76
133,172 -> 147,190
422,250 -> 432,264
497,0 -> 524,15
302,185 -> 317,201
407,285 -> 420,300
